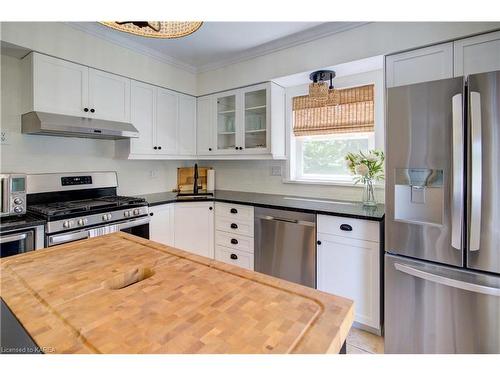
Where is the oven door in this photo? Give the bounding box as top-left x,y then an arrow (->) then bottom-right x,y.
0,229 -> 35,258
47,216 -> 150,247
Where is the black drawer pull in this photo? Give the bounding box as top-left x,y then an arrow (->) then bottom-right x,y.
317,240 -> 322,245
230,253 -> 238,260
230,208 -> 238,214
230,223 -> 238,229
340,224 -> 353,231
230,238 -> 238,245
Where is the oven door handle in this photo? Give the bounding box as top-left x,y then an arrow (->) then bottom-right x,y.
116,216 -> 150,231
0,233 -> 27,244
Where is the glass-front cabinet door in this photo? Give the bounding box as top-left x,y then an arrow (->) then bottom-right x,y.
215,92 -> 238,152
242,85 -> 269,152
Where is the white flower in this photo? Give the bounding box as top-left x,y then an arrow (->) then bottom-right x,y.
355,163 -> 369,176
366,154 -> 378,162
345,159 -> 353,168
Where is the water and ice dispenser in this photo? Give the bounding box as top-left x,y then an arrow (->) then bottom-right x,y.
394,168 -> 444,226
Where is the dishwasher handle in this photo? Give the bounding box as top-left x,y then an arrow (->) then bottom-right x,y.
256,215 -> 315,226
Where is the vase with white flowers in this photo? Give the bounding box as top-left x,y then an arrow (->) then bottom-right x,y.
345,150 -> 385,206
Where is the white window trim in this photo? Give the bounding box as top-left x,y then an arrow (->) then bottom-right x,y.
283,69 -> 385,187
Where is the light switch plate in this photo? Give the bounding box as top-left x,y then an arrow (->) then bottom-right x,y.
271,165 -> 282,176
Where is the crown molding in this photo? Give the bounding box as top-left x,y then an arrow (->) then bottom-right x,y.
66,22 -> 198,74
66,22 -> 370,75
196,22 -> 370,73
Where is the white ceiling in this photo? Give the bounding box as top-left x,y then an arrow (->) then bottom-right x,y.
69,22 -> 367,73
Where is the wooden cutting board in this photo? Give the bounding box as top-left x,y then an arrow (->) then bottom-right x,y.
0,233 -> 353,354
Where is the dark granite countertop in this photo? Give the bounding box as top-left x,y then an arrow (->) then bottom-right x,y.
0,215 -> 46,233
135,190 -> 384,222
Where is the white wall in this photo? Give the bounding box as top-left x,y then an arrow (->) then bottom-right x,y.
0,22 -> 197,95
0,54 -> 185,196
197,22 -> 500,95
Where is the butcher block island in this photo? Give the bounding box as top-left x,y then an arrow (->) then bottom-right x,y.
0,233 -> 354,354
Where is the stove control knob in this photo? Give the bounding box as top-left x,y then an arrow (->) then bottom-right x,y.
77,218 -> 87,226
124,210 -> 131,217
63,220 -> 70,228
14,198 -> 23,205
133,209 -> 140,216
106,214 -> 112,220
13,206 -> 23,213
102,214 -> 108,221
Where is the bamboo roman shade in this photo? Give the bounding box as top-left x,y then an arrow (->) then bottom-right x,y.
293,84 -> 374,136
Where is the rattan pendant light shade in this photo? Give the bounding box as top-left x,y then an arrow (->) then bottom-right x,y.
100,21 -> 203,39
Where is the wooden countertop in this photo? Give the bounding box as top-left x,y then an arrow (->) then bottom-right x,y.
0,233 -> 354,354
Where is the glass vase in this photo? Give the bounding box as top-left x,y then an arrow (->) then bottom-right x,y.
362,179 -> 377,206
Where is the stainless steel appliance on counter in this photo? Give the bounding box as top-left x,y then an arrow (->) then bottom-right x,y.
254,207 -> 316,288
385,70 -> 500,353
26,172 -> 150,247
1,173 -> 27,217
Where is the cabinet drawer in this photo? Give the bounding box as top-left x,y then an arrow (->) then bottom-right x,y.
215,216 -> 254,237
317,215 -> 379,243
215,230 -> 254,254
215,202 -> 254,222
215,246 -> 254,271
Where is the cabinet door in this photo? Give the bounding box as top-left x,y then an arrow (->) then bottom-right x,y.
241,84 -> 270,153
88,68 -> 130,122
317,233 -> 380,330
215,90 -> 239,153
174,202 -> 214,258
454,31 -> 500,76
149,204 -> 174,246
177,94 -> 196,155
31,53 -> 89,117
156,88 -> 178,155
386,42 -> 453,87
130,81 -> 156,154
196,96 -> 214,155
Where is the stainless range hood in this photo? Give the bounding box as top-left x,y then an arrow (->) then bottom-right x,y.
21,111 -> 139,140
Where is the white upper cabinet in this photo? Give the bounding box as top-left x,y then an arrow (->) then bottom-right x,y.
88,68 -> 130,122
385,42 -> 454,87
23,52 -> 131,122
177,95 -> 197,155
24,52 -> 89,117
196,96 -> 214,155
129,81 -> 156,154
454,31 -> 500,76
199,82 -> 285,159
156,88 -> 178,155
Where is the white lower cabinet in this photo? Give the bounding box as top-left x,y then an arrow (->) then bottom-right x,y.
316,215 -> 381,333
173,202 -> 214,258
214,202 -> 254,270
149,204 -> 174,246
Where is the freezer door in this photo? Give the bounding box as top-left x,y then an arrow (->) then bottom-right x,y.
467,70 -> 500,274
385,77 -> 464,266
385,254 -> 500,353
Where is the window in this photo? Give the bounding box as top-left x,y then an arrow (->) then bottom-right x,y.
288,82 -> 379,184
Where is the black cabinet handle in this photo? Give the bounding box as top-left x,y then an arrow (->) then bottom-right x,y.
153,146 -> 158,150
84,108 -> 89,112
230,253 -> 238,260
340,224 -> 353,231
230,208 -> 238,214
317,240 -> 322,245
149,212 -> 154,216
235,146 -> 238,150
230,223 -> 238,229
90,108 -> 95,113
158,146 -> 162,150
209,207 -> 213,210
230,238 -> 238,245
239,147 -> 243,150
209,148 -> 212,151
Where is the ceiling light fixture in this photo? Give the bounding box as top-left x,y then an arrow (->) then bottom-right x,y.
100,21 -> 203,39
309,70 -> 337,102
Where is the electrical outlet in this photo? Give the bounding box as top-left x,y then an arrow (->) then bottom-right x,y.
150,170 -> 158,179
271,165 -> 282,176
0,130 -> 9,145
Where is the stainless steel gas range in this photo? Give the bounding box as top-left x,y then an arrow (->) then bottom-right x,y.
26,172 -> 150,247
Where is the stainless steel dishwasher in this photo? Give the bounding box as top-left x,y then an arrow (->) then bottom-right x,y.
254,207 -> 316,288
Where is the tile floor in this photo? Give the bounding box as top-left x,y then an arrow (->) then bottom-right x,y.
346,327 -> 384,354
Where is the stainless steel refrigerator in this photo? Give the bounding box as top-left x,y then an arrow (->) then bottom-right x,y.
385,70 -> 500,353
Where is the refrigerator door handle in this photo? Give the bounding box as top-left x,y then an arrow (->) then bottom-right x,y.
469,91 -> 482,252
394,262 -> 500,297
451,93 -> 464,250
